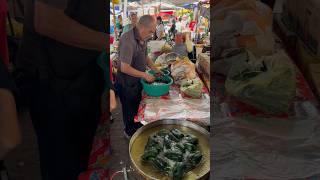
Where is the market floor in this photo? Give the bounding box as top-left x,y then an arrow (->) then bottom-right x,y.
4,97 -> 142,180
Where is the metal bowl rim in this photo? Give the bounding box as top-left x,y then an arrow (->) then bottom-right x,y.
129,119 -> 210,180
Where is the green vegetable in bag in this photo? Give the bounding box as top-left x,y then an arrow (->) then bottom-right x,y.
151,156 -> 171,173
173,143 -> 186,153
141,147 -> 160,162
180,78 -> 203,98
225,51 -> 296,114
183,142 -> 197,152
183,134 -> 199,145
164,149 -> 183,162
168,132 -> 180,142
187,151 -> 203,168
164,135 -> 176,149
172,162 -> 187,180
157,129 -> 171,137
145,134 -> 164,151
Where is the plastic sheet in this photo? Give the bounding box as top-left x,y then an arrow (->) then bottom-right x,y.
212,66 -> 320,179
135,85 -> 210,126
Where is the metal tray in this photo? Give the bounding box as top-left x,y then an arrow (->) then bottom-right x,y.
129,119 -> 210,180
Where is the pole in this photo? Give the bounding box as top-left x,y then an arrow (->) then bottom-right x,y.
159,0 -> 161,16
124,0 -> 127,19
112,2 -> 117,39
141,0 -> 144,15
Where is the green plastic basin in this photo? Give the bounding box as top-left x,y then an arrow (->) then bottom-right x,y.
141,76 -> 173,97
147,69 -> 170,77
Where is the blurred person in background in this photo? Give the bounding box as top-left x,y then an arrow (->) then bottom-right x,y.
172,33 -> 188,57
176,17 -> 182,33
16,0 -> 107,179
169,19 -> 177,40
154,16 -> 165,40
116,14 -> 123,37
181,15 -> 188,32
122,13 -> 138,34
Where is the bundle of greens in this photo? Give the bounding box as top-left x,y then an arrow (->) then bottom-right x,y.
225,51 -> 296,114
141,129 -> 202,179
180,78 -> 204,98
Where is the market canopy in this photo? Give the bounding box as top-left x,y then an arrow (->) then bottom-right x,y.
126,0 -> 199,7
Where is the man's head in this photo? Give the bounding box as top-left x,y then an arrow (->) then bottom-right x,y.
130,13 -> 138,25
136,15 -> 157,41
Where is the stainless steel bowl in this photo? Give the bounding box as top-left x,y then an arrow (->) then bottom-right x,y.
129,119 -> 210,180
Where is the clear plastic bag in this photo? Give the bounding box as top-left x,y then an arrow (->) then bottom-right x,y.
212,61 -> 320,179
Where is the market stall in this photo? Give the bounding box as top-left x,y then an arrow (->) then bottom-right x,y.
80,0 -> 211,179
134,55 -> 211,127
212,0 -> 320,179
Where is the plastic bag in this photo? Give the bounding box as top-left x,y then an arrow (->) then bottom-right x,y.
180,78 -> 203,98
225,50 -> 296,114
161,43 -> 172,53
212,47 -> 320,179
213,0 -> 275,57
185,39 -> 193,53
155,53 -> 167,65
171,58 -> 197,85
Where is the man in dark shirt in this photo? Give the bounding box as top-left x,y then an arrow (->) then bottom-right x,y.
17,0 -> 107,179
116,15 -> 158,138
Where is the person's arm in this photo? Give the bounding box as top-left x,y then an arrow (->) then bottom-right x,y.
121,62 -> 154,82
110,89 -> 116,112
156,25 -> 165,40
34,1 -> 107,51
0,89 -> 21,159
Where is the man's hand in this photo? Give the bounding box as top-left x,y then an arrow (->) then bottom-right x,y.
143,73 -> 155,83
0,89 -> 21,159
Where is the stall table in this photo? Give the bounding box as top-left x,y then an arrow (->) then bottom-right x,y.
134,83 -> 210,128
212,52 -> 320,179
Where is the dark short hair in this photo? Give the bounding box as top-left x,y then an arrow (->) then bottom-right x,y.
157,16 -> 162,22
130,12 -> 137,17
129,13 -> 137,20
138,15 -> 156,28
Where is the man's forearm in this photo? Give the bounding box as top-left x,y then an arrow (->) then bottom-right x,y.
121,63 -> 145,78
34,2 -> 107,51
0,89 -> 21,159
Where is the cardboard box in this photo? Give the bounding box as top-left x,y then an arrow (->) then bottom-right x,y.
283,0 -> 320,57
296,39 -> 320,98
309,64 -> 320,99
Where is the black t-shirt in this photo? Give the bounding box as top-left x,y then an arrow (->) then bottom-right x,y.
0,59 -> 15,93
